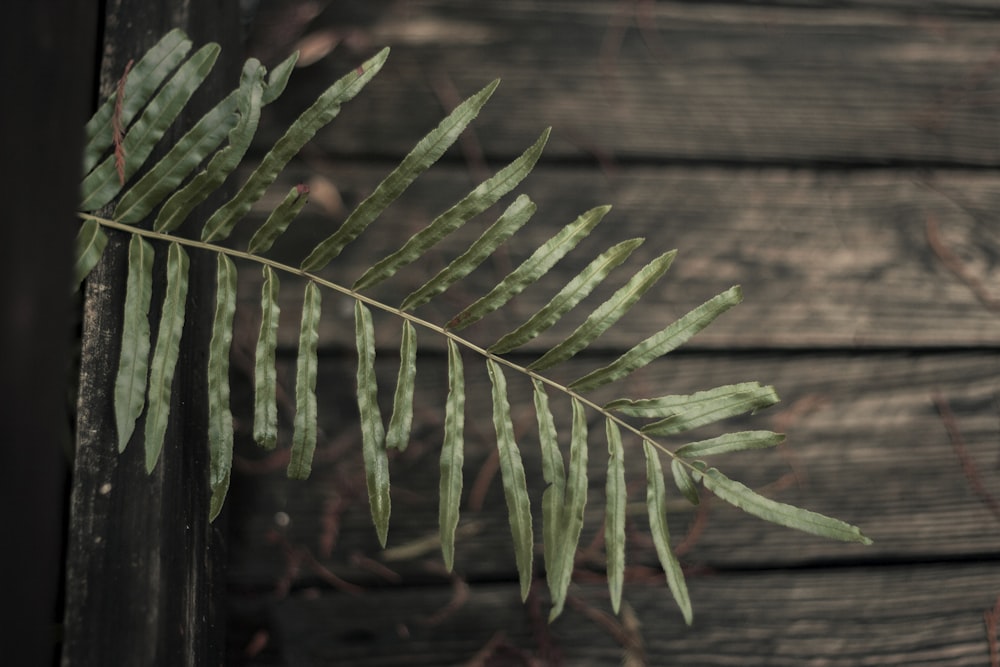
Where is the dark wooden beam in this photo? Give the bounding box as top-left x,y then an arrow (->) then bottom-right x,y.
62,1 -> 239,665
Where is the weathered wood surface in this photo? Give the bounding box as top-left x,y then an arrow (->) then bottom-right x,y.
227,1 -> 1000,664
63,2 -> 239,665
238,564 -> 999,666
256,1 -> 1000,165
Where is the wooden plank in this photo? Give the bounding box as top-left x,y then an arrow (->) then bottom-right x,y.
230,563 -> 1000,666
235,164 -> 1000,349
62,3 -> 239,665
255,1 -> 1000,165
226,351 -> 1000,587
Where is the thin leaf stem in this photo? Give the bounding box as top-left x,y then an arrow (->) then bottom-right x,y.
79,213 -> 687,464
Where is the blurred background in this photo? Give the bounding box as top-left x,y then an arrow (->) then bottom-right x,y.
225,2 -> 1000,664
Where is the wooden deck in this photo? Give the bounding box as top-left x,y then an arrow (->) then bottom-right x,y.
227,2 -> 1000,664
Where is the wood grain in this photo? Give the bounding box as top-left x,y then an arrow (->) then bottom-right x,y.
255,1 -> 1000,165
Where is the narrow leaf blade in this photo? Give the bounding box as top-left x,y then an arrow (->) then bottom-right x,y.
548,398 -> 589,621
676,430 -> 785,459
80,43 -> 222,211
302,79 -> 500,271
670,458 -> 700,506
72,219 -> 109,290
155,58 -> 266,233
114,90 -> 240,223
253,266 -> 281,449
385,321 -> 417,451
353,128 -> 550,292
400,194 -> 536,311
356,301 -> 391,547
247,184 -> 310,255
529,250 -> 677,372
202,48 -> 388,243
83,29 -> 192,173
448,205 -> 611,331
489,238 -> 644,354
113,234 -> 154,451
143,243 -> 189,472
605,419 -> 626,615
700,467 -> 873,545
533,378 -> 564,599
487,360 -> 533,601
643,442 -> 693,625
208,254 -> 238,520
610,383 -> 781,438
439,339 -> 465,571
570,285 -> 744,393
287,282 -> 321,479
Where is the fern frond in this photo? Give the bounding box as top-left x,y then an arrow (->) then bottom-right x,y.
447,205 -> 611,331
81,43 -> 221,211
113,234 -> 154,451
253,266 -> 281,449
143,242 -> 189,472
352,129 -> 550,292
83,28 -> 192,173
487,359 -> 534,602
75,30 -> 872,626
644,441 -> 693,625
439,339 -> 466,571
288,282 -> 321,480
208,254 -> 237,521
73,220 -> 109,291
385,321 -> 418,452
604,419 -> 626,614
355,301 -> 391,547
301,79 -> 501,272
201,48 -> 389,243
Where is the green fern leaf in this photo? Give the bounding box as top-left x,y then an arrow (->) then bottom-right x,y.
439,339 -> 465,571
201,48 -> 389,243
385,321 -> 417,452
604,419 -> 626,615
247,184 -> 310,255
155,58 -> 266,233
532,378 -> 563,597
83,29 -> 192,173
143,242 -> 189,472
400,195 -> 537,311
352,129 -> 550,292
80,43 -> 221,211
676,430 -> 785,459
72,219 -> 109,290
301,79 -> 500,272
697,466 -> 873,545
253,266 -> 281,449
548,398 -> 589,621
569,285 -> 744,393
643,441 -> 693,625
489,238 -> 644,355
261,51 -> 299,105
288,282 -> 321,480
605,382 -> 780,436
113,234 -> 154,451
356,301 -> 392,547
208,254 -> 237,520
113,90 -> 239,224
487,359 -> 533,601
448,205 -> 611,331
529,250 -> 677,372
670,458 -> 700,506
